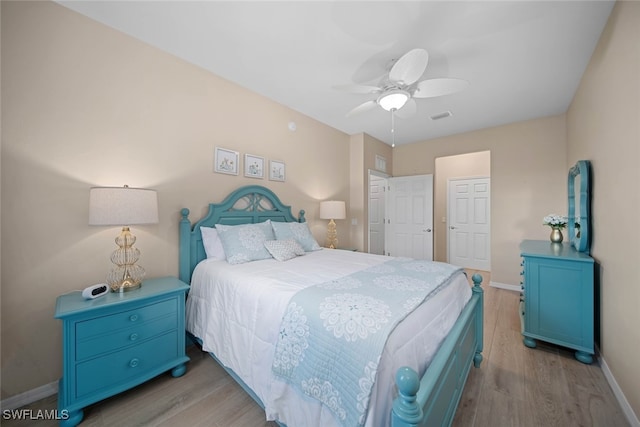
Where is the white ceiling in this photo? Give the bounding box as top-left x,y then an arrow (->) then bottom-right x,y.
57,1 -> 614,146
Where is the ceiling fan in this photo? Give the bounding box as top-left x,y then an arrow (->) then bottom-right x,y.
335,48 -> 469,119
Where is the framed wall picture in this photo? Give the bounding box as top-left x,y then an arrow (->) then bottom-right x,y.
214,147 -> 239,175
269,160 -> 286,182
244,154 -> 264,179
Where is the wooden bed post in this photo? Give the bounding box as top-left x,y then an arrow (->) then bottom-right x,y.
392,367 -> 423,426
179,208 -> 192,284
472,273 -> 484,368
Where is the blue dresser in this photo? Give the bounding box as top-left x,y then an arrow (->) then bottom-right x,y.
55,276 -> 190,426
519,240 -> 595,364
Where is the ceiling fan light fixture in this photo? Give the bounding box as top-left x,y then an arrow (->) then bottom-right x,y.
377,90 -> 410,111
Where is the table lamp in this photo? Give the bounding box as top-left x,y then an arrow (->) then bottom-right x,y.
319,200 -> 346,249
89,185 -> 159,292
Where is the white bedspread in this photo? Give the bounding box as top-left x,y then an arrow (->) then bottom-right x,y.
185,249 -> 471,427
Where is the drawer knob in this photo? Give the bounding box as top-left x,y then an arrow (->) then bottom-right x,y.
129,314 -> 139,322
130,333 -> 138,341
129,358 -> 139,368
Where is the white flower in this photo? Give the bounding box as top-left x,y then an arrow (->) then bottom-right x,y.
543,214 -> 568,229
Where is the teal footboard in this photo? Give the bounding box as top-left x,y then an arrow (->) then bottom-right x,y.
392,274 -> 483,427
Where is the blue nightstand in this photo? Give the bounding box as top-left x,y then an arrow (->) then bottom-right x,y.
55,276 -> 190,426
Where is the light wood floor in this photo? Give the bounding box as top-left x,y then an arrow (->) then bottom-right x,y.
452,273 -> 628,427
4,273 -> 629,426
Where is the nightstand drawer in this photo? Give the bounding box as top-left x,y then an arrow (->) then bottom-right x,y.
76,313 -> 178,360
76,299 -> 176,340
75,331 -> 178,398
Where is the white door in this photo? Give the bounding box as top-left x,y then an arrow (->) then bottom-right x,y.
447,177 -> 491,270
386,174 -> 433,260
368,173 -> 387,255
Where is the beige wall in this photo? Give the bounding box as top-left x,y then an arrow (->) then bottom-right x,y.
349,133 -> 365,251
2,0 -> 639,421
393,115 -> 567,285
434,151 -> 490,263
0,1 -> 350,398
567,1 -> 640,419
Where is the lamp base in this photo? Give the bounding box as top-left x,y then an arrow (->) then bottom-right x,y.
107,265 -> 144,292
325,219 -> 338,249
108,277 -> 142,293
107,227 -> 145,292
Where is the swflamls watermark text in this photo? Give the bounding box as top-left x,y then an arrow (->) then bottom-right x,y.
2,409 -> 69,420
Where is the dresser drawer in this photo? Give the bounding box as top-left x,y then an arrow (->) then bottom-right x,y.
76,313 -> 177,360
76,299 -> 177,340
75,331 -> 178,398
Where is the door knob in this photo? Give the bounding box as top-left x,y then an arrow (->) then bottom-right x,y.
422,229 -> 432,232
450,226 -> 457,230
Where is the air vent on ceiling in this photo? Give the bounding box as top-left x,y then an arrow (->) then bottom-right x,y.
430,111 -> 452,120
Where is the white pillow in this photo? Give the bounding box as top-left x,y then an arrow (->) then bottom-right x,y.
200,227 -> 226,260
271,221 -> 321,252
215,220 -> 275,265
264,239 -> 306,262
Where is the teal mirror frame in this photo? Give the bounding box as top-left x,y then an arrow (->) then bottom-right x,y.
568,160 -> 591,253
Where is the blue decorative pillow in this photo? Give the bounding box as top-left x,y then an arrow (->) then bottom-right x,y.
215,220 -> 275,264
264,239 -> 306,262
271,221 -> 321,252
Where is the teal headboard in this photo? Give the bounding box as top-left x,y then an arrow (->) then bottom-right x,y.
179,185 -> 306,283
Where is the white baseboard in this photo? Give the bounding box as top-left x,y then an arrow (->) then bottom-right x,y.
599,353 -> 640,427
0,381 -> 57,411
489,280 -> 520,292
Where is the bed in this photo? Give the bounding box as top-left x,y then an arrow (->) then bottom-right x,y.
179,185 -> 483,427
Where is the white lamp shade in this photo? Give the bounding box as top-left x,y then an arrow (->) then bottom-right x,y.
89,186 -> 159,226
319,200 -> 346,220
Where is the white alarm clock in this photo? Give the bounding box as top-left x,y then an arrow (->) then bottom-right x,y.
82,283 -> 109,299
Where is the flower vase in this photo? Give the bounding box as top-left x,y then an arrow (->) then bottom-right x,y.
550,227 -> 563,243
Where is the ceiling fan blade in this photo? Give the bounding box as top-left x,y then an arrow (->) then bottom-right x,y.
394,98 -> 416,119
346,100 -> 378,117
389,48 -> 429,86
333,84 -> 382,95
413,78 -> 469,98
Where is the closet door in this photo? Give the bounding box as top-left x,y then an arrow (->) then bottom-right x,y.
447,177 -> 491,270
386,174 -> 433,260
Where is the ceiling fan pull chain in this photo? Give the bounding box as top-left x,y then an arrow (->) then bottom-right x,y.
391,109 -> 396,148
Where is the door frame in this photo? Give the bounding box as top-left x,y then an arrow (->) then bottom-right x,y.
368,169 -> 389,254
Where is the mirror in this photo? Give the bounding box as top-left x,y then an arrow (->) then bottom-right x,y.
567,160 -> 591,253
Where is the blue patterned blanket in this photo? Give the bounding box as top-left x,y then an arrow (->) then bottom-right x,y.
271,258 -> 463,426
